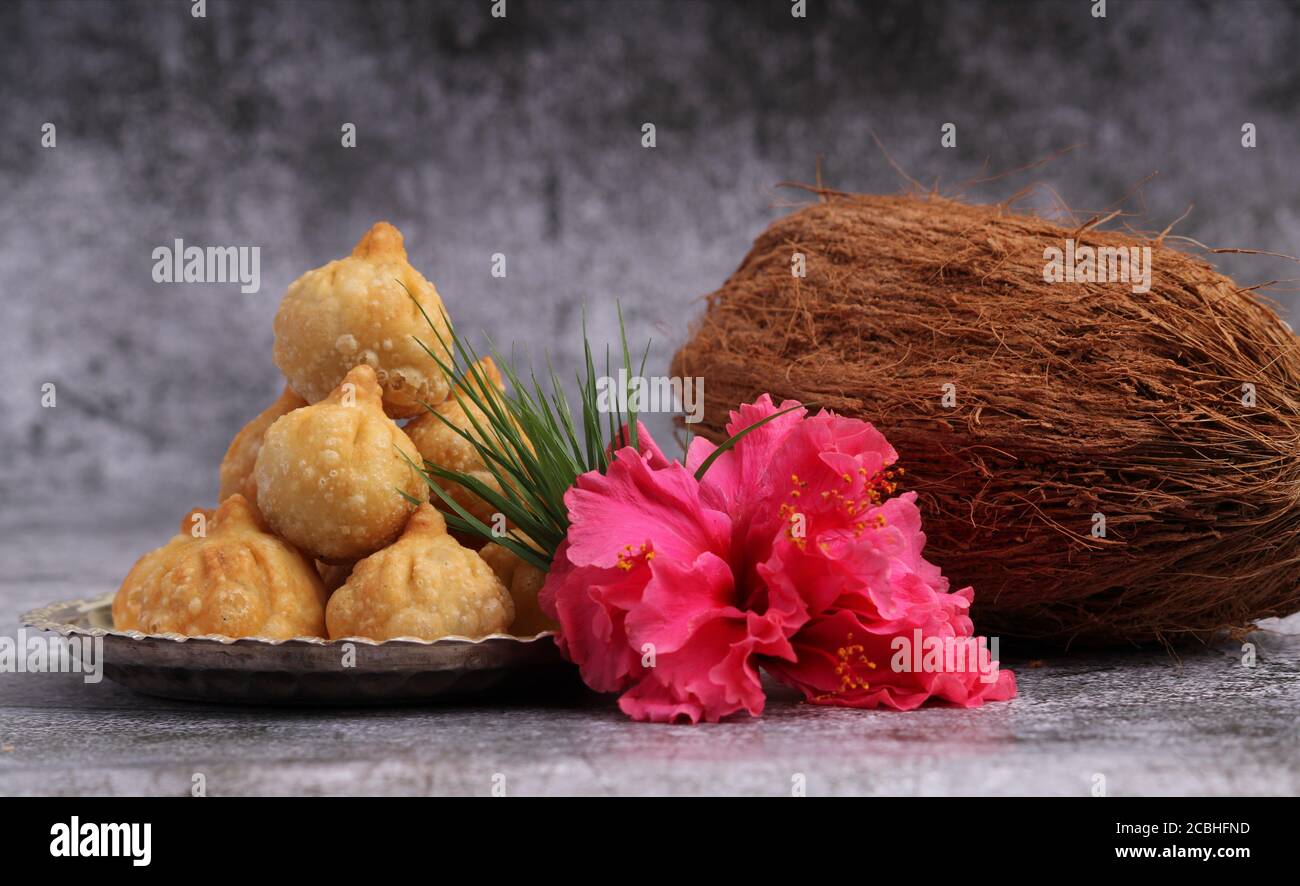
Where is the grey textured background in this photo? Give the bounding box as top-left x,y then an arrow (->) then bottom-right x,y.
3,0 -> 1299,528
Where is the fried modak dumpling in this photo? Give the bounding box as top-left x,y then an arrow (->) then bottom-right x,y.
273,221 -> 454,419
326,504 -> 514,641
405,357 -> 514,526
218,385 -> 307,507
112,495 -> 327,639
479,540 -> 558,637
254,364 -> 428,563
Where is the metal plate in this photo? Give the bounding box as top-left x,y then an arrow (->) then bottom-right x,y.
22,593 -> 576,705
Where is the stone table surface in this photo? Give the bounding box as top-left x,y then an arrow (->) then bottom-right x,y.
1,511 -> 1298,798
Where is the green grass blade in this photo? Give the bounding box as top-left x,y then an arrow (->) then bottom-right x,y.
693,404 -> 807,481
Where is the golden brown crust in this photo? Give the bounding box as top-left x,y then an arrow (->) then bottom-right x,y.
478,539 -> 558,636
218,386 -> 307,507
112,494 -> 328,639
272,221 -> 454,419
253,364 -> 428,562
405,357 -> 512,526
326,503 -> 514,641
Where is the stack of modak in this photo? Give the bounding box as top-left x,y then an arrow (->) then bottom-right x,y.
113,222 -> 555,642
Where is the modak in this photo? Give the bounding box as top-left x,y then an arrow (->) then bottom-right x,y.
326,504 -> 514,641
112,495 -> 328,639
405,357 -> 515,526
479,540 -> 558,637
218,385 -> 307,508
254,364 -> 428,562
273,221 -> 454,419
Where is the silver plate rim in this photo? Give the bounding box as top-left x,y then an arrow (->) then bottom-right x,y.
21,592 -> 558,649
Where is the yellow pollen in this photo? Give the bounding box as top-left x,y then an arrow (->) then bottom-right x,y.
831,632 -> 876,694
615,543 -> 655,571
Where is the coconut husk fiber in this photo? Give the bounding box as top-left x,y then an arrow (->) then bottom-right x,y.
672,190 -> 1300,646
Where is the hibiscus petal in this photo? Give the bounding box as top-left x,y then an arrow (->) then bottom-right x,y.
541,541 -> 643,693
619,616 -> 772,723
563,449 -> 732,569
606,420 -> 673,469
766,607 -> 1016,711
616,678 -> 710,725
623,552 -> 739,655
696,395 -> 807,524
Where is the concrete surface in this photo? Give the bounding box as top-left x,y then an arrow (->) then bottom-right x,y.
1,510 -> 1297,797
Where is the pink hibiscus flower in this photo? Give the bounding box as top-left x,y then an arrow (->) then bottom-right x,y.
540,397 -> 1015,723
689,397 -> 1016,710
542,433 -> 796,723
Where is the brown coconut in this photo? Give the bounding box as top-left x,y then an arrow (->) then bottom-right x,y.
672,190 -> 1300,646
